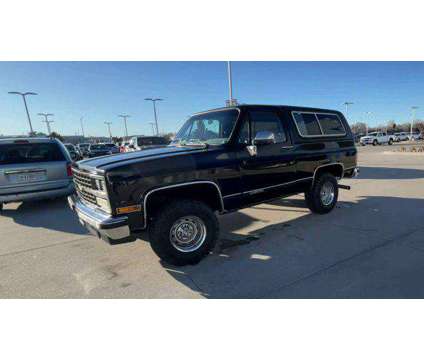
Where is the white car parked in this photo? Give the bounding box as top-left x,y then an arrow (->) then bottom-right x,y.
394,132 -> 409,142
360,132 -> 395,146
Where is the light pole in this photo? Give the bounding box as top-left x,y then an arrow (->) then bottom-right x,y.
145,98 -> 163,136
80,117 -> 85,138
344,101 -> 354,122
410,106 -> 418,139
227,61 -> 234,106
118,114 -> 130,139
149,122 -> 155,135
38,113 -> 54,135
104,121 -> 112,142
366,111 -> 372,135
8,91 -> 38,136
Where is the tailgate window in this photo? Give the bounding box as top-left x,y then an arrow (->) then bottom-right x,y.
0,143 -> 66,165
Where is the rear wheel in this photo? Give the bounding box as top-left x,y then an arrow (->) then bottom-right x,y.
305,173 -> 339,214
148,199 -> 219,266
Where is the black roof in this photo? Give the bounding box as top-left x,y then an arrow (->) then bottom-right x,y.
194,104 -> 343,115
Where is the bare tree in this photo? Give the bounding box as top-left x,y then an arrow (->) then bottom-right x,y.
350,122 -> 367,135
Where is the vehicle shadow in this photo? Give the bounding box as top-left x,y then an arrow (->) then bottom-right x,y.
357,166 -> 424,180
1,197 -> 88,235
162,195 -> 424,299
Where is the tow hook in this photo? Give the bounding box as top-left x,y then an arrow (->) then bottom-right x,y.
338,184 -> 351,190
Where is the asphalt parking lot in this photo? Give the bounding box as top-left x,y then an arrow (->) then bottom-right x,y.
1,144 -> 424,298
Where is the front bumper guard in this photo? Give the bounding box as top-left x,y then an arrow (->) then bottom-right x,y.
68,195 -> 130,240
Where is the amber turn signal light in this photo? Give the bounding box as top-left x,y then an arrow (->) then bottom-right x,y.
116,205 -> 142,214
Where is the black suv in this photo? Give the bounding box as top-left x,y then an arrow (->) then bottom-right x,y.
68,105 -> 358,265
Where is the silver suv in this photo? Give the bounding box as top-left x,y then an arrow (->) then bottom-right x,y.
0,138 -> 74,210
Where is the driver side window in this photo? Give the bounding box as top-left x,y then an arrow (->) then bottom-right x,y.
249,110 -> 287,143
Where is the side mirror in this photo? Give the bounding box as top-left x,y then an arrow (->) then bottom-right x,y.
253,131 -> 276,146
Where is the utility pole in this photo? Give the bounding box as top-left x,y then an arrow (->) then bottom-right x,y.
344,101 -> 354,122
118,114 -> 130,139
149,122 -> 155,135
411,106 -> 418,139
8,91 -> 38,136
227,61 -> 233,106
38,113 -> 54,135
366,111 -> 372,136
80,117 -> 85,138
104,121 -> 113,142
145,98 -> 163,135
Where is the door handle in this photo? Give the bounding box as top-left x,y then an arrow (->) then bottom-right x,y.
281,145 -> 294,150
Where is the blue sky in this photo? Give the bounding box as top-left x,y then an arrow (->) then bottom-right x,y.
0,61 -> 423,136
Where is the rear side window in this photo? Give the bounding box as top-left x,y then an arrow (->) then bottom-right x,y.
293,112 -> 322,136
316,114 -> 345,135
293,112 -> 346,136
0,142 -> 66,165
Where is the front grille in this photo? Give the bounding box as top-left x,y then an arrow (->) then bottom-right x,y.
78,187 -> 98,206
73,169 -> 94,189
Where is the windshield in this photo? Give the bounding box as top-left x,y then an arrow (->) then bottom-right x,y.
368,132 -> 378,136
173,109 -> 239,146
90,144 -> 107,150
104,143 -> 116,148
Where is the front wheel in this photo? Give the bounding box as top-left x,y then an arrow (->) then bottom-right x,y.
0,203 -> 3,211
388,138 -> 393,145
372,139 -> 378,146
148,200 -> 219,266
305,173 -> 339,214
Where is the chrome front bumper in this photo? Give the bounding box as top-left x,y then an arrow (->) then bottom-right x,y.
68,195 -> 130,240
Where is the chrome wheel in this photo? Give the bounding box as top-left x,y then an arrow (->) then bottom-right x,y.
320,182 -> 335,206
169,215 -> 207,252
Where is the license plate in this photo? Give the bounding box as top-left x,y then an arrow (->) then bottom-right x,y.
8,171 -> 47,184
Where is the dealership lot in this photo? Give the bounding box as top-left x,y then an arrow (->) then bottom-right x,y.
0,145 -> 423,298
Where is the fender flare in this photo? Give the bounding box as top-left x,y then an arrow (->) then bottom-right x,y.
142,181 -> 224,229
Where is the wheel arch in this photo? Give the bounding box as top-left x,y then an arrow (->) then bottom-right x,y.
313,163 -> 344,185
143,181 -> 224,229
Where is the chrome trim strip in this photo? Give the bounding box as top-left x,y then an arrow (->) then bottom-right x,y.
222,177 -> 313,198
72,167 -> 105,180
142,181 -> 225,229
4,168 -> 46,175
291,111 -> 347,138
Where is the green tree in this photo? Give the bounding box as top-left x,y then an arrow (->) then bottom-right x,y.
49,131 -> 64,142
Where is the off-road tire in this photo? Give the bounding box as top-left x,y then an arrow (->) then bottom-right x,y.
305,173 -> 339,214
148,199 -> 219,266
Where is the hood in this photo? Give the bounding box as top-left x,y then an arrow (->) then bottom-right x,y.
76,145 -> 206,172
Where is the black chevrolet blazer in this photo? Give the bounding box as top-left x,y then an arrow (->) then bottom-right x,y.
68,105 -> 358,265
